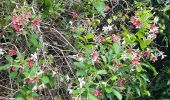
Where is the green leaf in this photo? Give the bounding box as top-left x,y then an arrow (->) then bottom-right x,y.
112,89 -> 122,100
135,87 -> 141,96
9,71 -> 18,78
145,39 -> 151,45
142,63 -> 158,76
30,34 -> 38,46
101,55 -> 107,64
139,39 -> 151,50
44,0 -> 52,14
85,33 -> 95,40
42,76 -> 50,84
95,2 -> 105,13
73,62 -> 86,69
15,97 -> 25,100
76,70 -> 86,76
16,77 -> 23,83
105,86 -> 113,93
72,89 -> 85,95
113,16 -> 118,20
113,43 -> 121,54
107,19 -> 112,24
110,76 -> 117,81
88,92 -> 98,100
105,37 -> 112,43
136,66 -> 143,72
121,25 -> 131,36
144,90 -> 150,96
137,32 -> 144,39
97,70 -> 107,75
5,55 -> 13,62
139,41 -> 146,50
0,64 -> 10,70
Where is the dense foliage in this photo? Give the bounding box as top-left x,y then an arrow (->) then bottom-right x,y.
0,0 -> 170,100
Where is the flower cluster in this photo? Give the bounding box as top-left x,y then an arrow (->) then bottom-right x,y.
12,12 -> 40,34
9,65 -> 24,74
24,76 -> 39,84
9,49 -> 17,56
93,89 -> 102,96
130,16 -> 142,28
91,52 -> 100,64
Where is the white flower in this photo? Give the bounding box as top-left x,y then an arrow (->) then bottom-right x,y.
159,51 -> 167,59
148,34 -> 157,40
121,54 -> 127,61
78,78 -> 85,88
65,74 -> 70,81
73,54 -> 84,62
0,48 -> 4,55
38,84 -> 46,90
69,21 -> 73,26
101,82 -> 107,87
154,16 -> 159,24
37,70 -> 44,75
31,52 -> 38,61
107,25 -> 113,31
122,40 -> 126,45
67,89 -> 73,94
32,86 -> 38,91
102,25 -> 113,32
52,71 -> 56,77
102,26 -> 108,32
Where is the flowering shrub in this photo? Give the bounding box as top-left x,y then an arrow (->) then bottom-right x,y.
69,6 -> 166,100
0,4 -> 55,99
0,0 -> 169,100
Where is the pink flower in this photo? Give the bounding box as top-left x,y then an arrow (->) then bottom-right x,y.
27,59 -> 34,67
32,18 -> 40,27
148,33 -> 157,40
73,54 -> 84,62
97,36 -> 104,43
150,24 -> 159,34
44,66 -> 49,71
12,15 -> 20,31
93,89 -> 101,96
24,12 -> 31,19
12,24 -> 19,31
104,5 -> 110,12
78,78 -> 85,88
31,77 -> 39,83
70,12 -> 78,18
91,52 -> 100,64
24,78 -> 31,84
110,34 -> 121,42
117,78 -> 126,87
18,17 -> 25,25
9,66 -> 16,71
18,66 -> 24,74
12,15 -> 18,25
37,84 -> 46,90
131,57 -> 140,66
9,49 -> 17,55
143,51 -> 150,57
130,16 -> 142,28
127,49 -> 133,54
110,34 -> 120,42
17,28 -> 24,34
115,63 -> 122,68
150,56 -> 158,62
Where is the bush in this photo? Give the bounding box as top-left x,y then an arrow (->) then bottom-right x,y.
0,0 -> 169,100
